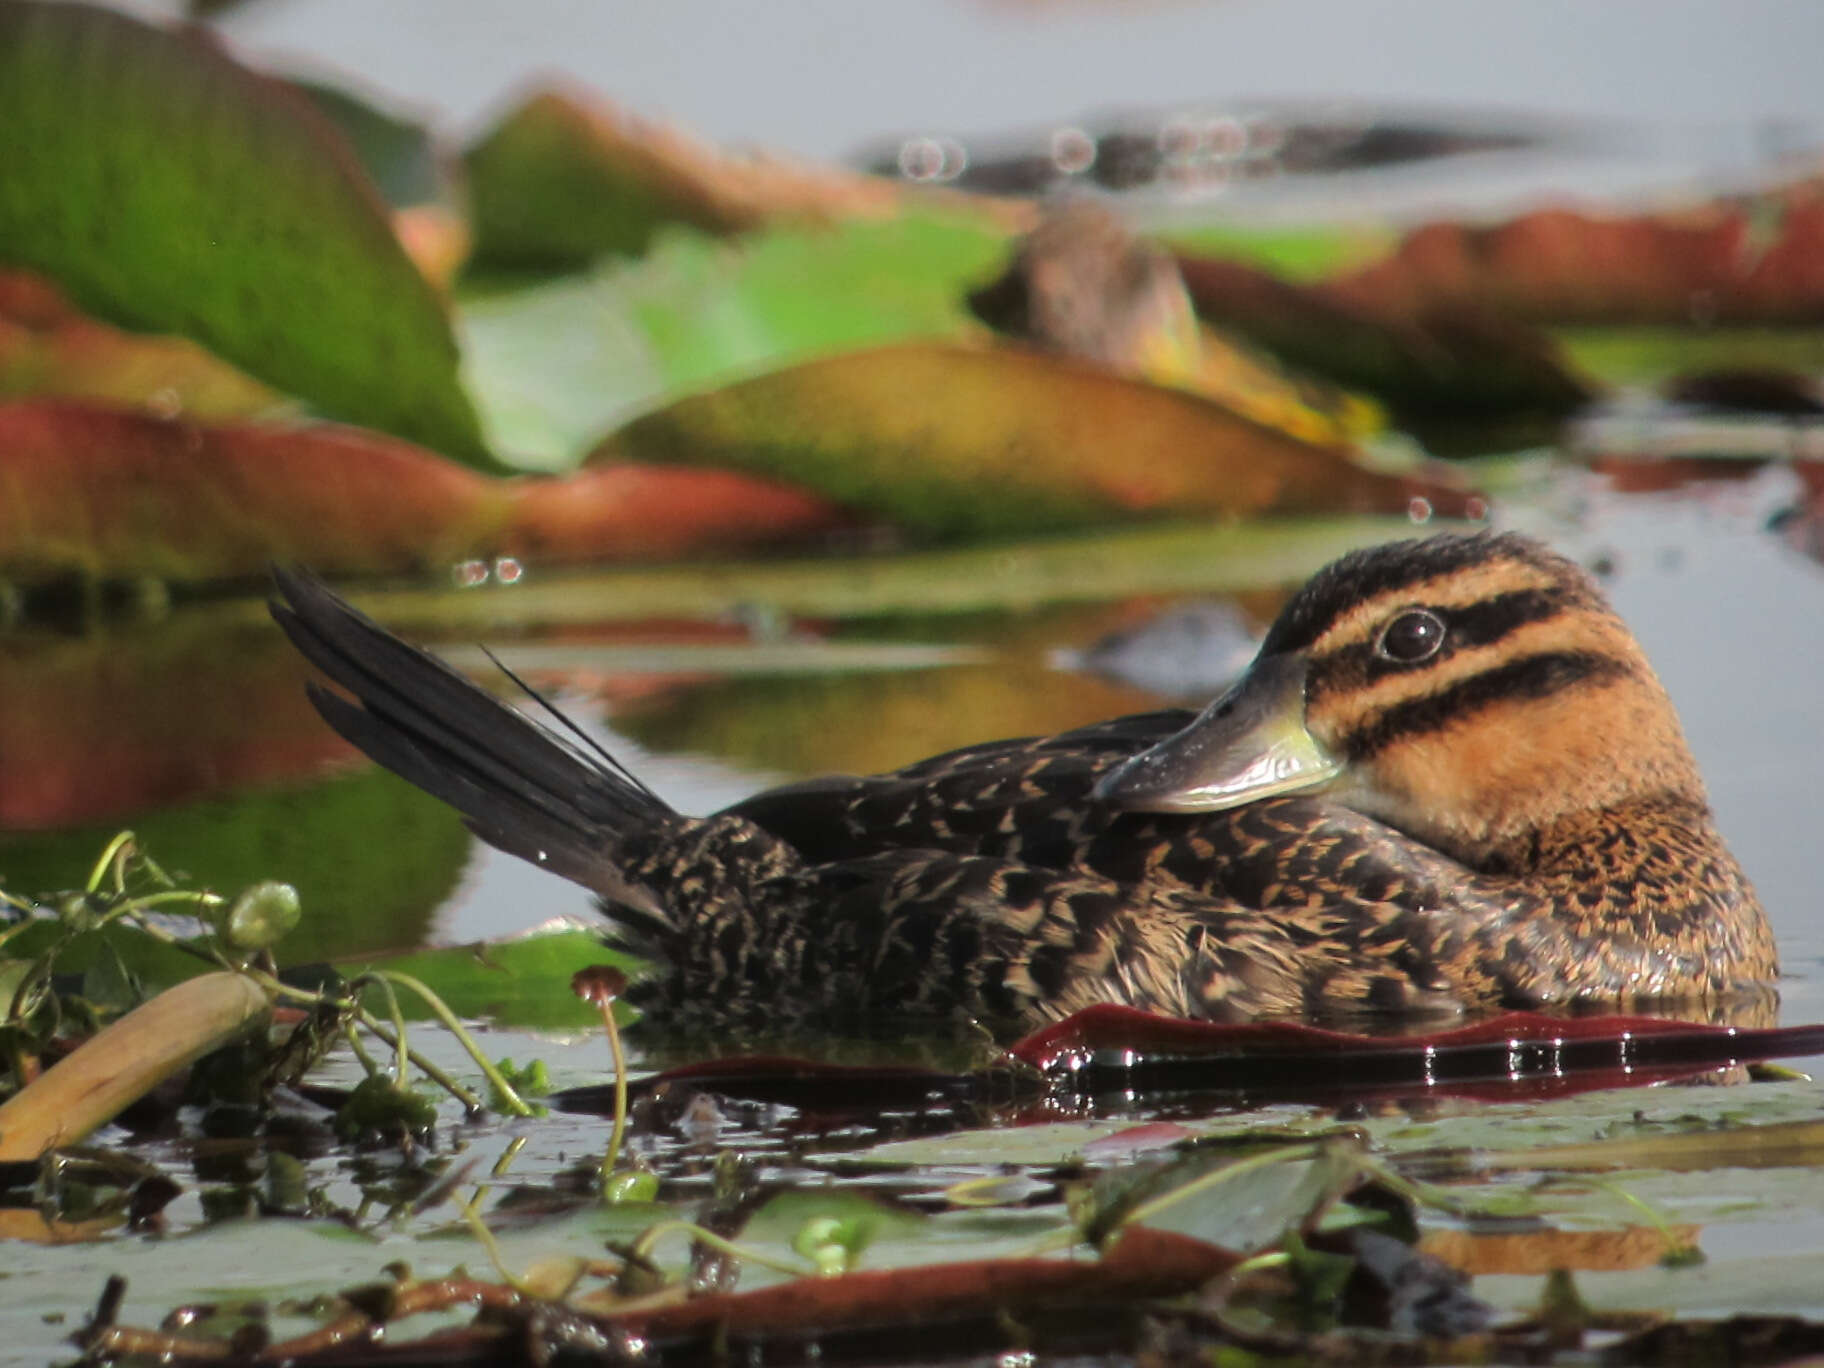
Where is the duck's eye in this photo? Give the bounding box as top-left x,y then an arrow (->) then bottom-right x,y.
1377,609 -> 1446,663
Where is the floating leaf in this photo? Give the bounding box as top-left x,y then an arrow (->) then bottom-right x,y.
507,462 -> 849,563
0,271 -> 278,420
0,401 -> 846,583
345,930 -> 629,1030
465,87 -> 1023,269
1007,1004 -> 1817,1104
592,343 -> 1477,538
1176,253 -> 1593,419
1329,192 -> 1824,326
290,77 -> 471,289
604,1225 -> 1238,1341
1421,1225 -> 1703,1275
0,2 -> 488,462
0,401 -> 504,581
459,217 -> 1006,468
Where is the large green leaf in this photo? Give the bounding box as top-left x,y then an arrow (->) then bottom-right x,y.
459,217 -> 1004,468
592,342 -> 1477,538
0,2 -> 490,465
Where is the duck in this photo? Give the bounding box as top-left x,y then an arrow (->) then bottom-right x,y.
270,532 -> 1778,1032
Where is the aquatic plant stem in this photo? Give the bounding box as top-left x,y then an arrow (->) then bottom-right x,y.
83,831 -> 137,894
628,1220 -> 814,1279
371,970 -> 535,1116
590,995 -> 630,1187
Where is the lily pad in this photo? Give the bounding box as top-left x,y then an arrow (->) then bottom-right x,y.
1329,195 -> 1824,326
592,342 -> 1476,538
0,271 -> 278,421
0,401 -> 846,584
1176,253 -> 1594,419
0,2 -> 488,463
465,87 -> 1022,269
459,217 -> 1005,468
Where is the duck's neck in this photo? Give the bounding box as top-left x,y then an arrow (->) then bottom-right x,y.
1476,790 -> 1727,882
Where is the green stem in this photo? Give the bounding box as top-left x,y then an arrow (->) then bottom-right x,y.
120,890 -> 225,917
344,1017 -> 383,1079
84,832 -> 136,895
597,1002 -> 629,1188
353,1008 -> 486,1113
628,1221 -> 812,1279
371,971 -> 535,1117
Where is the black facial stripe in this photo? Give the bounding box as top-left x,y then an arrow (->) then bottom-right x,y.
1263,532 -> 1569,657
1306,586 -> 1574,701
1340,650 -> 1631,761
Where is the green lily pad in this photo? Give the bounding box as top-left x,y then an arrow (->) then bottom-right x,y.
0,2 -> 489,464
344,929 -> 634,1031
459,216 -> 1003,468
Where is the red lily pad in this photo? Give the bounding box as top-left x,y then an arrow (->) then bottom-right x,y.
1329,194 -> 1824,326
1175,253 -> 1594,419
0,401 -> 848,583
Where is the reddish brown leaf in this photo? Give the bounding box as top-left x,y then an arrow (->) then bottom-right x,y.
1330,209 -> 1749,324
1176,253 -> 1592,418
1588,455 -> 1769,495
506,462 -> 850,563
602,1226 -> 1237,1339
0,401 -> 848,583
1327,191 -> 1824,325
0,401 -> 507,581
1740,195 -> 1824,320
1421,1225 -> 1702,1276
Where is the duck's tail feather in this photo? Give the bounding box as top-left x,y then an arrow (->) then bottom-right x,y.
269,566 -> 683,920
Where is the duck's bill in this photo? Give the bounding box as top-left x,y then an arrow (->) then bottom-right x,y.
1091,654 -> 1343,813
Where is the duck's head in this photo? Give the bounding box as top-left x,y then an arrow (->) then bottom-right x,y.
1092,532 -> 1704,869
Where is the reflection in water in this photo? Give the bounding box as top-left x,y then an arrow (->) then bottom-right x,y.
0,614 -> 466,960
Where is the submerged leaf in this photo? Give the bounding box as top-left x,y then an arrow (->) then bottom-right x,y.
0,2 -> 488,462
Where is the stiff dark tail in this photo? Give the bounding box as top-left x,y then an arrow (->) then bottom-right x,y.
269,567 -> 683,920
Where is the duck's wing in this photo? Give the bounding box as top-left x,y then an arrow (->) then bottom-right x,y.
721,709 -> 1195,866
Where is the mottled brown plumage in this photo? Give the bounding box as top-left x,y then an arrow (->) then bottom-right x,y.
271,533 -> 1777,1032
